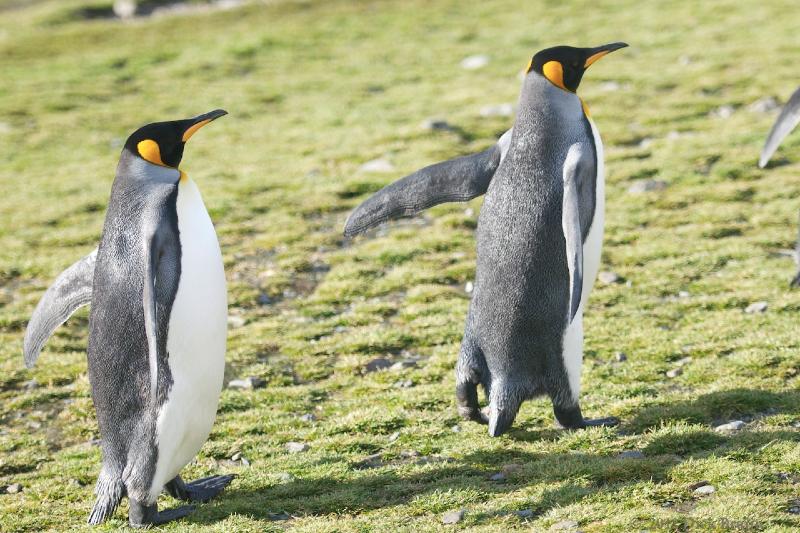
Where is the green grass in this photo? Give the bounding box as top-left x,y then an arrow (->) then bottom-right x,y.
1,0 -> 799,531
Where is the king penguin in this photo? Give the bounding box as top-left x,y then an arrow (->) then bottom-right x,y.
345,43 -> 628,436
23,110 -> 233,526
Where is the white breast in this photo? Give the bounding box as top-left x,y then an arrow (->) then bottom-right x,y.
561,117 -> 605,401
148,176 -> 227,499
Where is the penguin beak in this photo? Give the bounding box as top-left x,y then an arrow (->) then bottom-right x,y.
584,42 -> 629,69
182,109 -> 228,142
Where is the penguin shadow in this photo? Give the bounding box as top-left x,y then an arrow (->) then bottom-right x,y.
759,156 -> 793,169
182,389 -> 798,526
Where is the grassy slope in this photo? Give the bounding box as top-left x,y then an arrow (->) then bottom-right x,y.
1,0 -> 799,531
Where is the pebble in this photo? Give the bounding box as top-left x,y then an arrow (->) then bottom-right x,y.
748,96 -> 779,114
714,420 -> 746,432
113,0 -> 137,18
451,424 -> 462,433
227,315 -> 246,328
6,483 -> 22,494
745,301 -> 768,314
355,453 -> 384,469
628,179 -> 668,194
231,452 -> 242,461
460,54 -> 489,70
678,290 -> 690,298
694,484 -> 716,496
675,356 -> 693,366
479,103 -> 514,117
442,509 -> 465,524
276,472 -> 295,483
516,509 -> 535,518
228,377 -> 266,389
69,478 -> 84,487
387,431 -> 401,443
550,519 -> 579,530
364,358 -> 393,373
400,450 -> 421,458
359,158 -> 395,173
666,368 -> 683,378
393,379 -> 414,388
23,379 -> 38,390
615,352 -> 628,362
421,119 -> 454,132
788,506 -> 800,515
710,105 -> 735,119
299,413 -> 317,422
268,512 -> 291,521
489,472 -> 506,482
286,442 -> 310,453
598,271 -> 620,284
391,360 -> 417,371
465,281 -> 474,293
619,450 -> 645,459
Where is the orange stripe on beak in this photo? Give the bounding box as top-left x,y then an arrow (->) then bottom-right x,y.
584,50 -> 610,68
182,119 -> 212,142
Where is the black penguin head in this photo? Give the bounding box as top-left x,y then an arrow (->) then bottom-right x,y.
123,109 -> 227,168
527,42 -> 628,93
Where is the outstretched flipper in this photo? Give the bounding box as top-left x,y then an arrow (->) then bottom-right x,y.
23,248 -> 97,368
343,129 -> 513,237
165,474 -> 235,503
759,86 -> 800,168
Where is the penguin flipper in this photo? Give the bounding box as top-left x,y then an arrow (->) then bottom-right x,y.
562,143 -> 592,323
143,233 -> 161,405
760,86 -> 800,168
343,129 -> 513,237
23,248 -> 97,368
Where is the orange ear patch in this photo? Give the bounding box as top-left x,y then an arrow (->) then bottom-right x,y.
542,60 -> 567,91
137,139 -> 166,166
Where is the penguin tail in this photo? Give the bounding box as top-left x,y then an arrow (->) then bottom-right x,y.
487,383 -> 524,437
87,473 -> 125,525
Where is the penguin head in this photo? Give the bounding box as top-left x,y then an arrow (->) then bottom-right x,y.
124,109 -> 228,169
527,42 -> 628,93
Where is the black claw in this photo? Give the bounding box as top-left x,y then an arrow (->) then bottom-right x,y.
151,505 -> 196,526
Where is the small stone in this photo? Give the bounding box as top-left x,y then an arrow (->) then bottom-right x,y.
516,509 -> 535,518
391,360 -> 417,371
628,179 -> 668,194
489,472 -> 506,482
421,119 -> 454,132
711,105 -> 735,119
464,208 -> 474,217
227,315 -> 246,329
268,512 -> 291,521
286,442 -> 310,453
678,290 -> 690,298
393,379 -> 414,388
666,368 -> 683,378
465,281 -> 474,294
364,358 -> 392,373
715,420 -> 746,432
748,96 -> 779,114
442,509 -> 465,524
598,271 -> 620,285
69,478 -> 83,487
638,137 -> 654,149
388,431 -> 400,442
615,352 -> 628,362
240,456 -> 251,466
694,484 -> 716,496
401,450 -> 421,458
550,519 -> 579,531
359,158 -> 395,173
23,379 -> 38,390
228,377 -> 266,389
113,0 -> 137,18
299,413 -> 316,422
619,450 -> 645,459
676,356 -> 693,366
479,103 -> 514,117
231,452 -> 242,461
745,301 -> 768,314
451,424 -> 462,433
788,506 -> 800,515
688,480 -> 711,491
276,472 -> 295,483
6,483 -> 22,494
354,453 -> 384,469
461,54 -> 489,70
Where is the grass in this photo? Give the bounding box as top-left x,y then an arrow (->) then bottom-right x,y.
1,0 -> 799,531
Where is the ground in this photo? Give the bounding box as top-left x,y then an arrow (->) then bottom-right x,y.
1,0 -> 799,531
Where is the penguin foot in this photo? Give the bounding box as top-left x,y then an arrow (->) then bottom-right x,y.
128,499 -> 195,528
790,271 -> 800,288
166,474 -> 235,503
582,416 -> 620,428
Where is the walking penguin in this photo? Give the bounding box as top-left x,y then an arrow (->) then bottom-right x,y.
23,110 -> 233,526
344,43 -> 628,436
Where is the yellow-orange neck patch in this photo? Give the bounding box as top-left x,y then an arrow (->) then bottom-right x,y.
580,97 -> 591,117
542,60 -> 567,91
137,139 -> 166,167
182,119 -> 211,142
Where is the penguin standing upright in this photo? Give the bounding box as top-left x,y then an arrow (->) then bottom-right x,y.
23,110 -> 233,526
345,43 -> 627,436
